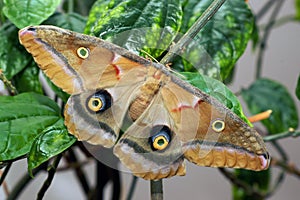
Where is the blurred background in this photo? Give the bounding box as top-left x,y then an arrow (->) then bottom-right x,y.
1,0 -> 300,199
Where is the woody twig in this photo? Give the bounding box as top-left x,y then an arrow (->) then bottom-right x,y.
0,69 -> 18,95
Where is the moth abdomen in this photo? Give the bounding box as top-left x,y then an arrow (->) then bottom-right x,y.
128,79 -> 161,121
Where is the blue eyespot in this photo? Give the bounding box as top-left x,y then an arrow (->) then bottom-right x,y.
86,90 -> 112,113
150,126 -> 171,151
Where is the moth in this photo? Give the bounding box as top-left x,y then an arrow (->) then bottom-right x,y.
19,26 -> 270,180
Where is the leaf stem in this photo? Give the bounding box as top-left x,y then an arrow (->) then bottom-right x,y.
150,180 -> 163,200
272,140 -> 288,161
68,0 -> 74,14
37,154 -> 62,200
271,157 -> 300,179
256,0 -> 276,21
160,0 -> 226,65
260,15 -> 297,29
263,129 -> 300,142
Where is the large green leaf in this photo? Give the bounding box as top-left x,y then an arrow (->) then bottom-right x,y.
84,0 -> 121,32
44,12 -> 87,33
12,61 -> 43,94
28,119 -> 76,173
180,0 -> 254,80
181,72 -> 251,125
2,0 -> 62,28
242,78 -> 299,134
85,0 -> 183,58
0,93 -> 61,161
0,23 -> 30,79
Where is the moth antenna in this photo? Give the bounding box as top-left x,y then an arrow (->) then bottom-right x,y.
140,49 -> 160,63
248,110 -> 273,123
139,49 -> 186,80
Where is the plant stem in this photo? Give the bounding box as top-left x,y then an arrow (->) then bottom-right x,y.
218,168 -> 264,198
150,180 -> 163,200
272,140 -> 288,161
37,154 -> 62,200
127,176 -> 138,200
271,157 -> 300,179
263,129 -> 300,142
265,15 -> 297,29
160,0 -> 226,65
0,69 -> 18,95
0,163 -> 11,196
151,1 -> 226,199
95,161 -> 121,200
68,0 -> 74,14
259,141 -> 287,199
0,162 -> 11,186
7,165 -> 44,200
256,0 -> 275,21
265,166 -> 285,198
65,148 -> 90,195
255,0 -> 284,79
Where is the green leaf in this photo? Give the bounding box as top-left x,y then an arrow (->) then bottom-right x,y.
296,74 -> 300,100
0,23 -> 30,79
180,0 -> 254,80
2,0 -> 62,28
12,61 -> 43,94
85,0 -> 183,58
28,119 -> 76,173
242,78 -> 299,134
233,169 -> 270,200
44,12 -> 87,33
181,72 -> 251,125
84,0 -> 122,33
0,93 -> 61,161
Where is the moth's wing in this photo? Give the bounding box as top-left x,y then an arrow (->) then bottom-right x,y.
162,81 -> 270,171
18,25 -> 147,94
114,93 -> 186,180
19,25 -> 152,147
64,67 -> 147,148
